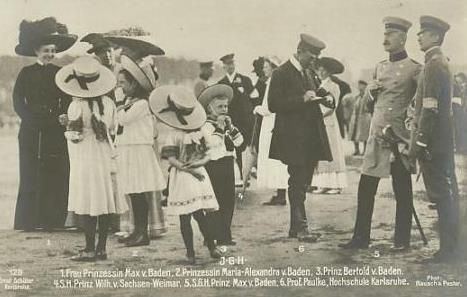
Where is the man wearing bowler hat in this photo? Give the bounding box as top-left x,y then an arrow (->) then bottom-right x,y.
340,17 -> 422,251
268,34 -> 332,242
218,53 -> 255,176
409,16 -> 459,262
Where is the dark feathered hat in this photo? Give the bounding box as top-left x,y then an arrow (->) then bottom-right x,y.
15,17 -> 77,57
81,33 -> 115,54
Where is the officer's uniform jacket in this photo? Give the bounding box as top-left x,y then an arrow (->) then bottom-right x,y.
362,52 -> 422,178
409,46 -> 453,157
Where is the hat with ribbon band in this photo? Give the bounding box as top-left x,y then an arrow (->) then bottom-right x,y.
149,85 -> 206,130
55,56 -> 116,98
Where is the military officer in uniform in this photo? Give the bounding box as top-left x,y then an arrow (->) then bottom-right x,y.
339,17 -> 422,250
194,61 -> 214,98
409,16 -> 459,262
218,54 -> 255,173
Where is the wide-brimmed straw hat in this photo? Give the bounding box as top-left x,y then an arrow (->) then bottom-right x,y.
15,17 -> 77,57
120,54 -> 158,92
55,56 -> 116,98
198,84 -> 234,108
149,85 -> 206,130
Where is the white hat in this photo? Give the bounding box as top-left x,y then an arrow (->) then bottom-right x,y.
120,54 -> 157,92
149,85 -> 206,130
55,56 -> 116,98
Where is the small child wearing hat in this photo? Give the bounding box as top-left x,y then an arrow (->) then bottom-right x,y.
151,85 -> 223,264
198,84 -> 243,246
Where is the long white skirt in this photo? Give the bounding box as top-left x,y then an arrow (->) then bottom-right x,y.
256,114 -> 289,189
68,136 -> 128,216
313,114 -> 347,188
117,144 -> 166,194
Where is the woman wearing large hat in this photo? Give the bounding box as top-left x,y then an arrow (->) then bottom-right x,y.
151,85 -> 222,264
253,56 -> 289,206
115,52 -> 166,247
311,57 -> 348,194
56,56 -> 128,261
13,17 -> 77,231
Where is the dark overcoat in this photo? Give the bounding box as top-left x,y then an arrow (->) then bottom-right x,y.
267,60 -> 332,166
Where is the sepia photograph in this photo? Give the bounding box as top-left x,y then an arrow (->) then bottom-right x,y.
0,0 -> 466,296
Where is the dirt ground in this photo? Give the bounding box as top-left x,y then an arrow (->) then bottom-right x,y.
0,128 -> 466,297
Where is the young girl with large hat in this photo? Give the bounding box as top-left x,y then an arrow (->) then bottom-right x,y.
13,17 -> 77,231
150,85 -> 223,264
56,56 -> 128,261
115,53 -> 166,247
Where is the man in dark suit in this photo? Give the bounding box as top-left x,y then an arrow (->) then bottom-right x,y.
218,54 -> 255,176
268,34 -> 333,242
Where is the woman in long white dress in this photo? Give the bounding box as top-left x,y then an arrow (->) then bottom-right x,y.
254,57 -> 289,205
312,57 -> 347,194
56,56 -> 128,261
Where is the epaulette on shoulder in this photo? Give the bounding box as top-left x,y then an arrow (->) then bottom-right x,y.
378,59 -> 388,65
409,58 -> 421,65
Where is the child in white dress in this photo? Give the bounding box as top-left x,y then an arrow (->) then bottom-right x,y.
56,57 -> 128,261
115,57 -> 166,247
150,85 -> 223,264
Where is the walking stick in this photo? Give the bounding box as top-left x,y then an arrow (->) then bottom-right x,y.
412,205 -> 428,245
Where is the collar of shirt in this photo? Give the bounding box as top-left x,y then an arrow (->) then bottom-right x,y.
424,46 -> 442,63
389,50 -> 408,62
227,72 -> 237,83
290,55 -> 303,73
36,59 -> 45,66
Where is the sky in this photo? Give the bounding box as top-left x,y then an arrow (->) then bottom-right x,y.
1,0 -> 466,80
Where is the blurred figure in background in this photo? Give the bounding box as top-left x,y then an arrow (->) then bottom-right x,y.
453,72 -> 467,154
348,80 -> 372,155
218,53 -> 255,184
194,61 -> 214,98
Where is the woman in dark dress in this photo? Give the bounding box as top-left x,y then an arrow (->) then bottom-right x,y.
13,17 -> 77,231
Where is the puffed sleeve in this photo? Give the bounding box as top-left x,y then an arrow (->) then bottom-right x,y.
117,99 -> 150,126
66,99 -> 83,132
160,128 -> 180,159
